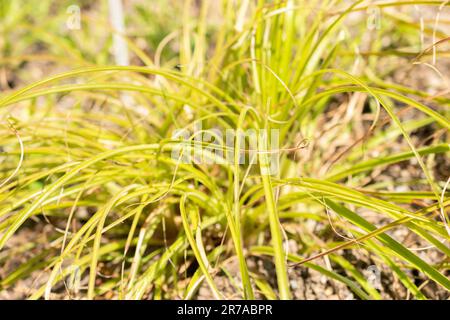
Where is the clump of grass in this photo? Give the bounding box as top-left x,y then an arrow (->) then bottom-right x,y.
0,0 -> 449,300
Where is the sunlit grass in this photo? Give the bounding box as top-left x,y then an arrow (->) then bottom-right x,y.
0,0 -> 449,300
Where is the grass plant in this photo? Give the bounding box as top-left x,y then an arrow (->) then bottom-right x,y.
0,0 -> 449,300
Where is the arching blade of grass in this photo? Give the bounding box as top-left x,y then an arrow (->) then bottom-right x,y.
323,200 -> 450,291
179,194 -> 222,299
327,144 -> 449,181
